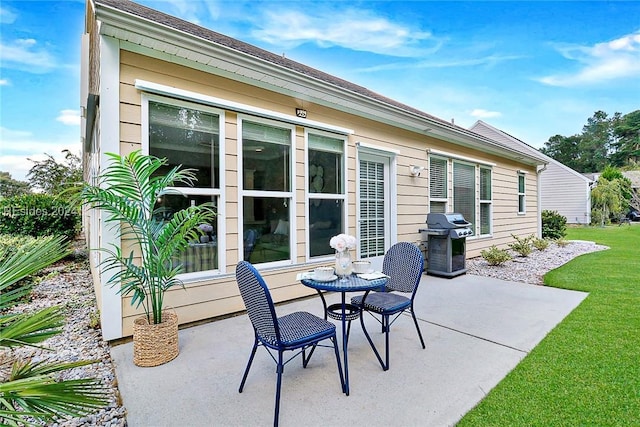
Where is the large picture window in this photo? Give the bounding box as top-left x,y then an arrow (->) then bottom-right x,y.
148,98 -> 222,274
307,132 -> 346,258
241,119 -> 293,264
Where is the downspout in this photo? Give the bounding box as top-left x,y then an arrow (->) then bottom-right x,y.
536,163 -> 548,237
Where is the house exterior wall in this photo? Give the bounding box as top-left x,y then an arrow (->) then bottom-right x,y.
83,48 -> 538,338
84,0 -> 544,339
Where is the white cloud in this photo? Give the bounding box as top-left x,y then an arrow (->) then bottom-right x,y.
0,38 -> 57,73
539,30 -> 640,87
470,109 -> 502,119
0,127 -> 80,181
251,8 -> 438,57
57,109 -> 81,126
0,6 -> 17,24
359,54 -> 523,73
0,78 -> 9,86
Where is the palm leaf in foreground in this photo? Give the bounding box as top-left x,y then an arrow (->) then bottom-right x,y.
0,237 -> 110,426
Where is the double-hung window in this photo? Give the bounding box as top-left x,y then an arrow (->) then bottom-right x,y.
479,167 -> 492,235
148,98 -> 222,275
429,155 -> 493,237
429,157 -> 448,213
307,132 -> 346,258
518,172 -> 526,214
453,161 -> 476,232
241,119 -> 294,265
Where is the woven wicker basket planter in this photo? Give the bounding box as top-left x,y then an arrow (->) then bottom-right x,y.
133,311 -> 179,367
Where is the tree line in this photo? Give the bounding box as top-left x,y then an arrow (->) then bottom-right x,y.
0,150 -> 81,198
540,109 -> 640,173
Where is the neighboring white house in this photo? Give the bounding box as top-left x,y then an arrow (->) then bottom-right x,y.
470,120 -> 593,225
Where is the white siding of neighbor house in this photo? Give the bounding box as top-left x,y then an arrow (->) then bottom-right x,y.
540,165 -> 592,225
470,121 -> 592,224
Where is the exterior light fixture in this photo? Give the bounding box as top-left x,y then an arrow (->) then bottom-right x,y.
409,165 -> 425,177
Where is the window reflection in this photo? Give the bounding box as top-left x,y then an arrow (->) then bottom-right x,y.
310,199 -> 343,257
243,196 -> 290,263
149,101 -> 220,188
148,99 -> 220,274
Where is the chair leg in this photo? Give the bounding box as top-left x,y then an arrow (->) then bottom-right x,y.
411,307 -> 426,349
359,311 -> 389,371
273,351 -> 284,427
239,337 -> 259,393
332,335 -> 346,394
302,344 -> 318,368
383,314 -> 390,371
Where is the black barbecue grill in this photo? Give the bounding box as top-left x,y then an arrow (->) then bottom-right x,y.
419,213 -> 472,278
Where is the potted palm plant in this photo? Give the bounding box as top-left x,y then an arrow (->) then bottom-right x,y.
81,150 -> 215,366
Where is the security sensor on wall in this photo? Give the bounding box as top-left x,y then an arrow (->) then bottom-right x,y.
409,165 -> 425,177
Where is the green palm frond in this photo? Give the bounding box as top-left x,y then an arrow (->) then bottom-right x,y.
0,373 -> 108,424
0,238 -> 109,426
81,150 -> 216,324
0,236 -> 70,310
0,306 -> 65,349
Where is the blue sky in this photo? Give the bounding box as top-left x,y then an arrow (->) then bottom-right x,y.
1,1 -> 639,182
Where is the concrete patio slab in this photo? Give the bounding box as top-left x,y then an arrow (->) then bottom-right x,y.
110,274 -> 587,427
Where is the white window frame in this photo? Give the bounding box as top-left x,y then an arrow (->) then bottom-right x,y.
453,160 -> 476,234
518,171 -> 527,214
428,156 -> 449,213
141,93 -> 226,279
305,129 -> 347,261
479,166 -> 493,236
238,115 -> 296,267
429,155 -> 494,238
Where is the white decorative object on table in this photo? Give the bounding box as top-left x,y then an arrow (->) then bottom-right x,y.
330,233 -> 357,281
314,266 -> 335,281
352,260 -> 372,274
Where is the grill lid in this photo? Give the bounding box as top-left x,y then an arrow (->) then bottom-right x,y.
426,213 -> 471,229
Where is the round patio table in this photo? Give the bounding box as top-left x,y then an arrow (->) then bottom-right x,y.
301,274 -> 387,396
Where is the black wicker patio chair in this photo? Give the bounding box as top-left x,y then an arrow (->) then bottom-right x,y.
351,242 -> 425,371
235,261 -> 345,427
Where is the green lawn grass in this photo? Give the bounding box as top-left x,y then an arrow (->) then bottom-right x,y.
458,225 -> 640,426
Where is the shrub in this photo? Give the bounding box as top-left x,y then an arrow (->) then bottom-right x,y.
556,238 -> 569,247
509,234 -> 534,257
542,210 -> 567,239
0,234 -> 39,257
532,237 -> 550,251
0,194 -> 79,240
480,245 -> 512,266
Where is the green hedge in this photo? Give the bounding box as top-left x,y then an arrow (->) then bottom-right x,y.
0,194 -> 79,240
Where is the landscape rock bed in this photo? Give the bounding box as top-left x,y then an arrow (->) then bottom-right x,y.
5,251 -> 126,427
466,240 -> 608,285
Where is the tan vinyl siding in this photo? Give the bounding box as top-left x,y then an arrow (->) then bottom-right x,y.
93,49 -> 542,338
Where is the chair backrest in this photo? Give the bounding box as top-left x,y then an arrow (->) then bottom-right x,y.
382,242 -> 424,294
235,261 -> 280,346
